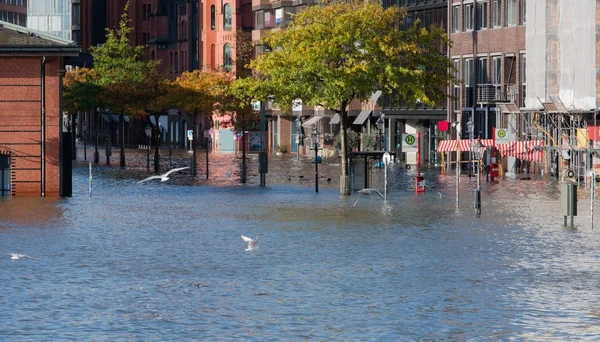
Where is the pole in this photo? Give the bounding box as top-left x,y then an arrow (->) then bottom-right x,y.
88,161 -> 92,199
384,161 -> 387,200
315,141 -> 319,193
475,158 -> 481,216
592,171 -> 595,230
297,133 -> 300,161
84,130 -> 87,161
206,137 -> 209,180
417,132 -> 421,177
94,129 -> 99,164
146,135 -> 150,172
259,101 -> 267,187
456,145 -> 460,210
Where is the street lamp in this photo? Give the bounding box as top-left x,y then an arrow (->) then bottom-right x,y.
376,116 -> 384,151
466,120 -> 474,177
473,139 -> 485,216
311,125 -> 319,193
144,124 -> 152,172
295,116 -> 302,161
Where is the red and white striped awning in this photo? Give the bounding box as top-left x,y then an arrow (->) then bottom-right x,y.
437,139 -> 545,163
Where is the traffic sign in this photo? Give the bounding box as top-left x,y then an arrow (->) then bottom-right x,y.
187,129 -> 193,140
402,133 -> 418,152
382,152 -> 391,165
495,128 -> 509,143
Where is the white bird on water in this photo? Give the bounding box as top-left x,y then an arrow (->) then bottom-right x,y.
138,166 -> 190,184
241,235 -> 259,251
6,253 -> 39,260
353,188 -> 385,206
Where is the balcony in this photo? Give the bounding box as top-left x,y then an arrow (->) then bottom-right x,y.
476,84 -> 517,104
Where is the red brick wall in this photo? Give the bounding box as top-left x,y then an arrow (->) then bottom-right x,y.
0,57 -> 62,196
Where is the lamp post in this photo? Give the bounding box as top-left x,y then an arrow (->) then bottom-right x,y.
473,139 -> 485,216
144,124 -> 152,172
311,125 -> 319,193
295,116 -> 302,161
467,120 -> 474,177
376,116 -> 384,151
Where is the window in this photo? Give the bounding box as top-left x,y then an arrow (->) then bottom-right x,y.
491,56 -> 501,85
477,1 -> 487,30
464,3 -> 474,30
464,59 -> 474,87
507,0 -> 517,26
275,8 -> 283,28
223,43 -> 232,71
452,6 -> 461,32
211,5 -> 215,30
453,58 -> 461,111
223,3 -> 232,30
491,0 -> 501,27
521,0 -> 526,25
255,10 -> 264,29
477,57 -> 487,84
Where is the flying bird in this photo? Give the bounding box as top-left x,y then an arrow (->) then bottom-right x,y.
138,166 -> 190,184
6,253 -> 39,260
241,235 -> 259,251
353,188 -> 385,206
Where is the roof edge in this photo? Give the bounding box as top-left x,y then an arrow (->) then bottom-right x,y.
0,20 -> 79,47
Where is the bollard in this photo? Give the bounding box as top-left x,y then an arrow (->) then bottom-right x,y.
561,182 -> 578,228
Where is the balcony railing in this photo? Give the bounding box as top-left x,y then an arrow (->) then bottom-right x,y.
476,84 -> 517,104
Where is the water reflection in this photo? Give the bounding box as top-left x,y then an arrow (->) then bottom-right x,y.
2,150 -> 600,339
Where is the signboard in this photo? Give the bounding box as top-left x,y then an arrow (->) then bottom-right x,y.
494,128 -> 509,143
382,152 -> 391,165
187,129 -> 194,140
402,133 -> 418,152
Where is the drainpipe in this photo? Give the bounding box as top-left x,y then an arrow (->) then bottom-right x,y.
41,56 -> 46,197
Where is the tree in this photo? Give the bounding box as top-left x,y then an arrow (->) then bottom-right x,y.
135,61 -> 173,174
89,1 -> 150,168
63,67 -> 103,158
248,1 -> 453,195
173,70 -> 232,176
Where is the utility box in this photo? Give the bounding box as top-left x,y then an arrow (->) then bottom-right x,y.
561,182 -> 577,216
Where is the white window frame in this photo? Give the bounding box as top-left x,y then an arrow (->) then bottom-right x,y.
491,0 -> 501,27
507,0 -> 517,26
491,56 -> 502,85
453,6 -> 461,32
477,1 -> 487,30
465,3 -> 474,31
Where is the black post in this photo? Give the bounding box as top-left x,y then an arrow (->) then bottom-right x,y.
146,135 -> 150,172
105,135 -> 111,166
259,101 -> 267,186
206,137 -> 210,180
315,141 -> 319,193
94,129 -> 99,164
83,130 -> 87,161
169,144 -> 172,170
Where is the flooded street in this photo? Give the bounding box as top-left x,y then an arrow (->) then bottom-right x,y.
2,148 -> 600,340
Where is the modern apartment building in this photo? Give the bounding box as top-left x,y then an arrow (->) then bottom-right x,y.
0,0 -> 26,26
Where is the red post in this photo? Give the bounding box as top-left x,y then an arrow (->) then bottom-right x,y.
415,132 -> 426,192
491,127 -> 497,181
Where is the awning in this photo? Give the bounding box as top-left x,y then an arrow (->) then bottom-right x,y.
352,110 -> 371,125
302,115 -> 323,128
437,139 -> 544,163
329,114 -> 340,125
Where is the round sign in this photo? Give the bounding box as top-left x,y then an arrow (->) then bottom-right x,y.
382,152 -> 391,165
404,135 -> 416,145
497,129 -> 507,139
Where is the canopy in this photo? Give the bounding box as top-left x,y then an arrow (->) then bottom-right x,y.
437,139 -> 545,163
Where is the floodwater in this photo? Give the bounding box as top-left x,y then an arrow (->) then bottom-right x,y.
2,149 -> 600,340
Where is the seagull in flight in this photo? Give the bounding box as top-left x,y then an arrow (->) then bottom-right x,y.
6,253 -> 39,260
138,166 -> 190,184
241,235 -> 259,251
353,188 -> 385,206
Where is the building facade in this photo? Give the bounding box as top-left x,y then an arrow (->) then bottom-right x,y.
0,0 -> 27,26
448,0 -> 526,141
0,20 -> 80,196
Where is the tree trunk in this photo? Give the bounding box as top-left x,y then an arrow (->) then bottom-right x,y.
241,131 -> 247,183
119,112 -> 126,168
192,113 -> 198,176
153,113 -> 161,174
339,106 -> 351,196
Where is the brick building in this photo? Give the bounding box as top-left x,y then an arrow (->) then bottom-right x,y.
0,21 -> 80,196
448,0 -> 526,140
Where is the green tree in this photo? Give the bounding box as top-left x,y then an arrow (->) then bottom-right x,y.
173,70 -> 232,176
135,61 -> 173,174
90,1 -> 150,168
248,1 -> 453,194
